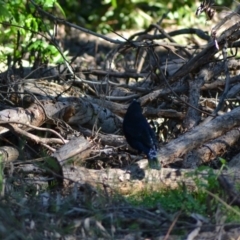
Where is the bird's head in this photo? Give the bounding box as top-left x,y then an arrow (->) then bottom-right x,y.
126,99 -> 142,114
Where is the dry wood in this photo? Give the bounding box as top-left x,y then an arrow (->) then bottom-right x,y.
0,97 -> 122,137
60,164 -> 240,194
170,22 -> 240,82
183,76 -> 203,130
183,128 -> 240,168
157,107 -> 240,166
2,78 -> 240,170
90,98 -> 128,117
5,124 -> 66,152
64,99 -> 122,133
227,83 -> 240,98
0,102 -> 46,134
23,79 -> 83,98
0,146 -> 19,163
78,126 -> 126,147
52,136 -> 92,165
15,161 -> 239,192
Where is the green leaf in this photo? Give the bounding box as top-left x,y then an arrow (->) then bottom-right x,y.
36,0 -> 56,8
219,157 -> 226,165
0,1 -> 12,21
55,1 -> 66,17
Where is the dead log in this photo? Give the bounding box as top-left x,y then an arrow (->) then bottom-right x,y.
0,97 -> 122,136
0,102 -> 47,134
0,146 -> 19,163
183,128 -> 240,168
157,107 -> 240,166
60,164 -> 240,194
23,79 -> 82,98
12,153 -> 240,196
2,78 -> 123,133
78,126 -> 126,147
58,98 -> 122,133
52,136 -> 92,165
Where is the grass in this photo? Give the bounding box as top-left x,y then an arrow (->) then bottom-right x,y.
127,186 -> 207,215
126,167 -> 240,224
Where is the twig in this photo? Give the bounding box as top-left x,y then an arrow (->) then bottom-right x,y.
214,41 -> 230,114
4,124 -> 62,152
0,120 -> 67,144
148,46 -> 214,116
30,0 -> 125,45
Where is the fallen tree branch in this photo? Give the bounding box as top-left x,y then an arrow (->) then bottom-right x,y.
60,164 -> 240,194
183,128 -> 240,168
4,124 -> 64,152
157,107 -> 240,166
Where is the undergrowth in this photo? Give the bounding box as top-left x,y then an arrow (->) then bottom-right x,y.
1,165 -> 240,238
127,166 -> 240,223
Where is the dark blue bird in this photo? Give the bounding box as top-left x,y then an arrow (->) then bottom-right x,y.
123,100 -> 160,169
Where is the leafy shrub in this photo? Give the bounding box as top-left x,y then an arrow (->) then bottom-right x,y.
0,0 -> 65,68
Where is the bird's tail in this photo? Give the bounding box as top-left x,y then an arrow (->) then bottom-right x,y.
147,148 -> 161,170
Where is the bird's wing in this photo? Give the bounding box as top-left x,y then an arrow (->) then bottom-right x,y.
124,120 -> 156,148
141,124 -> 157,148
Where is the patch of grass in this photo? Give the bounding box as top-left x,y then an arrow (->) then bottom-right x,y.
224,206 -> 240,222
127,166 -> 240,223
127,185 -> 208,215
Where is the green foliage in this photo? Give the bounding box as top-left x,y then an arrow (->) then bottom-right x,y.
128,185 -> 207,214
0,0 -> 236,66
59,0 -> 236,33
0,0 -> 66,68
190,166 -> 219,190
59,0 -> 198,33
0,0 -> 236,67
